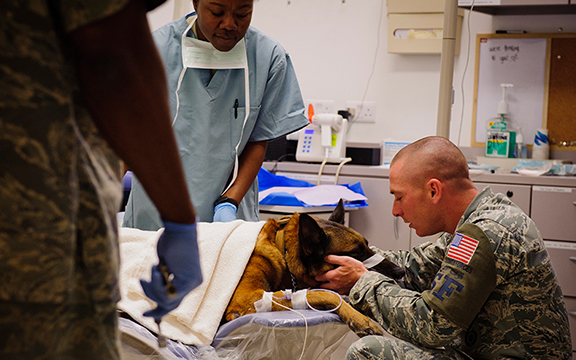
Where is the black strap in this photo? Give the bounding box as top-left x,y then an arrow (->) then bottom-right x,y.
214,196 -> 238,208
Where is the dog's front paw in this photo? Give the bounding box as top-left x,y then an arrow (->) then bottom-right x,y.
346,316 -> 384,337
226,311 -> 243,321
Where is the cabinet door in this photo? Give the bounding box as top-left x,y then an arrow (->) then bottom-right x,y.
545,241 -> 576,297
474,182 -> 532,215
562,296 -> 576,354
337,176 -> 411,252
531,186 -> 576,242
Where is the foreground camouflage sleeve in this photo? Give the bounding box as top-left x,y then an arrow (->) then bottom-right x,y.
56,0 -> 167,33
349,269 -> 463,348
56,0 -> 130,33
371,240 -> 445,292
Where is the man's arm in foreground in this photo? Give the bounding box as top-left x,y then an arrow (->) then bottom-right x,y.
70,0 -> 195,224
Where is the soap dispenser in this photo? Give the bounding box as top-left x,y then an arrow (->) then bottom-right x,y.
497,83 -> 514,122
486,83 -> 517,158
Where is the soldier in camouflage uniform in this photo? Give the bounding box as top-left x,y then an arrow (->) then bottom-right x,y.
317,136 -> 572,359
0,1 -> 201,359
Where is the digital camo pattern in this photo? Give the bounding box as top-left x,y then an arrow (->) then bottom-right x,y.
348,187 -> 572,359
0,271 -> 120,360
0,0 -> 128,358
346,335 -> 472,360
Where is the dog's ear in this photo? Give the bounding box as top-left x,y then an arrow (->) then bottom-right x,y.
328,199 -> 345,224
298,213 -> 329,259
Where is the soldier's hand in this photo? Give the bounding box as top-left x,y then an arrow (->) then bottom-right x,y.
315,255 -> 367,295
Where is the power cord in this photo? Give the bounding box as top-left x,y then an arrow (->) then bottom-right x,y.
317,148 -> 330,185
317,155 -> 353,185
269,153 -> 295,174
335,157 -> 352,184
457,0 -> 476,146
347,0 -> 384,132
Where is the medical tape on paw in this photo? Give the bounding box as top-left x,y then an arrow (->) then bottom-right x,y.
254,291 -> 273,313
291,289 -> 308,310
363,254 -> 385,269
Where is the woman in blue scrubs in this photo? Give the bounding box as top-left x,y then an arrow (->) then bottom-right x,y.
123,0 -> 309,230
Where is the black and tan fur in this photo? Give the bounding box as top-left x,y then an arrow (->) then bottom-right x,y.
224,200 -> 404,337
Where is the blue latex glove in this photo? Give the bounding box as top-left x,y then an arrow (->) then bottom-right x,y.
140,221 -> 202,320
213,202 -> 237,222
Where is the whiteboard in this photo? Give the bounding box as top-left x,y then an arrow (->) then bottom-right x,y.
473,36 -> 547,145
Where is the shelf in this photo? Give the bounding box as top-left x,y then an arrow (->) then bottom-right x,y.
460,4 -> 576,15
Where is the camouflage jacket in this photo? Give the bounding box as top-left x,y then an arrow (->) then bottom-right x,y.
0,0 -> 161,309
349,187 -> 572,359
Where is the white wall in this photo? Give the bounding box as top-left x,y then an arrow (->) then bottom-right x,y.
149,0 -> 576,147
250,1 -> 576,147
147,0 -> 193,31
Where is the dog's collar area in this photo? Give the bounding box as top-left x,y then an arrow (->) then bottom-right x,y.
363,253 -> 385,269
274,216 -> 299,291
274,230 -> 286,255
274,217 -> 289,256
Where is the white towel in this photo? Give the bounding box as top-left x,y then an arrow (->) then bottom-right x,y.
117,220 -> 265,346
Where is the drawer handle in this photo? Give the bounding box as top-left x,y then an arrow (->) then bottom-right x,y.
568,311 -> 576,316
570,257 -> 576,262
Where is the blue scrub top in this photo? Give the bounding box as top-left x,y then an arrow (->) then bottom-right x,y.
123,15 -> 308,230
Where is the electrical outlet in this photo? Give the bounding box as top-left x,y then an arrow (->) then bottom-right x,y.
346,101 -> 376,123
306,99 -> 336,117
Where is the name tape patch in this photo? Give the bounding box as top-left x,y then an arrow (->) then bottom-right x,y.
447,233 -> 479,265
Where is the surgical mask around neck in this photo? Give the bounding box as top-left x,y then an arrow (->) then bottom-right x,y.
182,37 -> 247,69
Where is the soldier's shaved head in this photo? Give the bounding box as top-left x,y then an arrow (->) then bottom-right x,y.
390,136 -> 472,191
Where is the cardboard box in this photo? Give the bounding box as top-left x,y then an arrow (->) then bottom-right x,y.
387,11 -> 464,54
388,0 -> 447,13
387,0 -> 464,54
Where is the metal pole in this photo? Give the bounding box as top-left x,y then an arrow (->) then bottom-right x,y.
436,0 -> 459,138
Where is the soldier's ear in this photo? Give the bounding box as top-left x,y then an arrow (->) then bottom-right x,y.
427,179 -> 442,204
298,213 -> 328,260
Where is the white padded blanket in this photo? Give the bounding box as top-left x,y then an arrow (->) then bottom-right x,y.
117,220 -> 265,346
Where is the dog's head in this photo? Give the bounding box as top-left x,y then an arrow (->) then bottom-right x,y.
287,199 -> 405,289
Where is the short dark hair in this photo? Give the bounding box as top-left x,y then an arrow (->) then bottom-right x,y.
391,136 -> 470,187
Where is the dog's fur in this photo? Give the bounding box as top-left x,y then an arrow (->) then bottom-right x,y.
224,200 -> 405,337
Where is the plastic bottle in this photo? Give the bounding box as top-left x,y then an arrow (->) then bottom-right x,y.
515,128 -> 527,158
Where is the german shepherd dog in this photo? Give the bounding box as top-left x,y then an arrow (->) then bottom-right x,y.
224,200 -> 405,337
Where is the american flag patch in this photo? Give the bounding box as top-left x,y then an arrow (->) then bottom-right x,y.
447,233 -> 479,265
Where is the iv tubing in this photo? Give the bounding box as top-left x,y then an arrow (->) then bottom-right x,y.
305,289 -> 343,313
268,288 -> 343,360
270,299 -> 308,360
